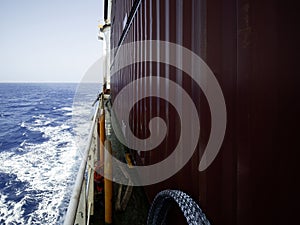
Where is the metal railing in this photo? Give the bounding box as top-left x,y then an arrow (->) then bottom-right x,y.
64,103 -> 101,225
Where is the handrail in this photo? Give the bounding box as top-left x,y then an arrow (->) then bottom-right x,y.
63,103 -> 100,225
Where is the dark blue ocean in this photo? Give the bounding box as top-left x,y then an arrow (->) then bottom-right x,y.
0,83 -> 100,224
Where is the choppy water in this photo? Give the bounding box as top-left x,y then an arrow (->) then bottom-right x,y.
0,83 -> 100,224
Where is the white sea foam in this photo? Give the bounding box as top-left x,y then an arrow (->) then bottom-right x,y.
0,115 -> 80,224
56,107 -> 73,112
0,84 -> 96,224
53,107 -> 74,117
20,140 -> 26,147
0,194 -> 26,224
64,112 -> 73,117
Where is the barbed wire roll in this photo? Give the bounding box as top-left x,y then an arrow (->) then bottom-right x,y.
147,190 -> 210,225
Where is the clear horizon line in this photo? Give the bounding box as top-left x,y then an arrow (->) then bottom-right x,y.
0,81 -> 79,83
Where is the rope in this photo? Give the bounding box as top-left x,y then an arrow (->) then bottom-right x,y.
147,190 -> 210,225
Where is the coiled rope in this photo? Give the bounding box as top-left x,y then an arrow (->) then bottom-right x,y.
147,190 -> 210,225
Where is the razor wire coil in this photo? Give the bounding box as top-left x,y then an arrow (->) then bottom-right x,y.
147,190 -> 210,225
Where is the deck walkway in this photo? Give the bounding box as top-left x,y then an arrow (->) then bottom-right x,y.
90,99 -> 149,225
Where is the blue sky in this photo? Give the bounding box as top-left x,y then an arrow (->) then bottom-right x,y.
0,0 -> 104,82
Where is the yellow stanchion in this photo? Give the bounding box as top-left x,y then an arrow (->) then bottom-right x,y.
104,140 -> 113,224
99,113 -> 105,165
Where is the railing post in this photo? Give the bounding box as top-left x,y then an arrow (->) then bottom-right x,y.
99,110 -> 105,166
75,180 -> 86,225
104,140 -> 113,224
87,134 -> 95,216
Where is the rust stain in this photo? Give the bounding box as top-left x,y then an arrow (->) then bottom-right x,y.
239,1 -> 252,48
